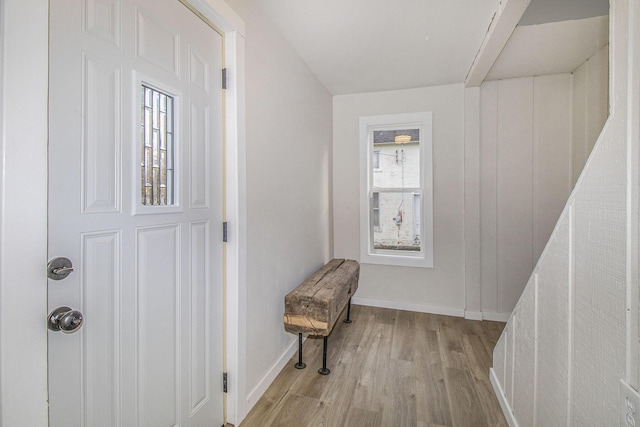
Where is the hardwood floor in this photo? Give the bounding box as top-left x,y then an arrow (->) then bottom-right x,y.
239,305 -> 507,427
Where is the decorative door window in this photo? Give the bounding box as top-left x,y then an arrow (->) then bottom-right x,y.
141,85 -> 174,206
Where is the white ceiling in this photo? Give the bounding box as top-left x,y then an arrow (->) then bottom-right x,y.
520,0 -> 609,25
256,0 -> 609,95
259,0 -> 501,95
486,15 -> 609,81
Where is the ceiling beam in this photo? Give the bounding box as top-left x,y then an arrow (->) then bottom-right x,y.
465,0 -> 531,87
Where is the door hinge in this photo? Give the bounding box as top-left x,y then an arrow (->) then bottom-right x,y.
222,68 -> 227,90
223,372 -> 228,393
223,222 -> 228,243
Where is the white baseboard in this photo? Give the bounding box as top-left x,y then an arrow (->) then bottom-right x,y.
352,296 -> 466,318
245,337 -> 300,413
464,310 -> 483,321
490,368 -> 519,427
482,311 -> 512,322
351,297 -> 512,323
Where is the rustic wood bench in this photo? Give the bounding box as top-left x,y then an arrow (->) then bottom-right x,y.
283,258 -> 360,375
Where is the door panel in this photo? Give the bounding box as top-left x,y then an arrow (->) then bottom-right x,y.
48,1 -> 224,425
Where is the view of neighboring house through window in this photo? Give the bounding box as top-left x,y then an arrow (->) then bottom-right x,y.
360,112 -> 433,268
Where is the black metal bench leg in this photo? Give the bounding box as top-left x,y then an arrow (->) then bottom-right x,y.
318,336 -> 330,375
344,297 -> 353,324
295,333 -> 306,369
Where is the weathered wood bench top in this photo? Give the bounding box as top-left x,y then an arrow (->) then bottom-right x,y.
283,258 -> 359,336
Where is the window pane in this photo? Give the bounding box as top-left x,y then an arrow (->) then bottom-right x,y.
373,150 -> 380,170
372,192 -> 380,227
372,191 -> 421,251
372,129 -> 420,189
141,85 -> 174,206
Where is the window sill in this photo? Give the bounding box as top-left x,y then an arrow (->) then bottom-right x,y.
361,250 -> 433,268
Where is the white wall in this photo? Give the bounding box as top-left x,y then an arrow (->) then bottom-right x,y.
491,0 -> 640,424
333,84 -> 467,315
223,0 -> 334,419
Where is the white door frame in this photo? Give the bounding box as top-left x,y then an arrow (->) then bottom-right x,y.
0,0 -> 246,425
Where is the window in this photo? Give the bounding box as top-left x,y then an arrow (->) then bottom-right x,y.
359,112 -> 433,268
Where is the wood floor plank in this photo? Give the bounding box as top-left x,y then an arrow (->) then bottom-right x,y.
381,358 -> 417,426
444,367 -> 488,427
350,322 -> 394,412
415,329 -> 453,426
438,324 -> 469,370
372,305 -> 397,324
239,306 -> 507,427
461,334 -> 508,427
462,333 -> 492,374
344,407 -> 381,427
391,309 -> 419,361
317,372 -> 359,426
269,393 -> 324,427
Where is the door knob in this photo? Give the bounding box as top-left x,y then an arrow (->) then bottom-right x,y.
48,306 -> 84,333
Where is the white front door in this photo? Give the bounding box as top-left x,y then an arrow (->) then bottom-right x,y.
48,1 -> 224,425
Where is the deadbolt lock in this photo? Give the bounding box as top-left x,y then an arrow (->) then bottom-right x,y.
47,257 -> 74,280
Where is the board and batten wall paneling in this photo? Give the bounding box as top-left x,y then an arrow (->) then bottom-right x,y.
479,80 -> 499,316
480,74 -> 572,317
496,77 -> 535,314
511,277 -> 537,426
493,99 -> 626,426
571,64 -> 625,422
492,0 -> 637,424
571,44 -> 610,187
533,75 -> 573,262
535,213 -> 571,425
464,87 -> 482,318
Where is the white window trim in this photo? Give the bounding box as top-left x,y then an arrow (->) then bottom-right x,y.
359,112 -> 433,268
133,73 -> 184,215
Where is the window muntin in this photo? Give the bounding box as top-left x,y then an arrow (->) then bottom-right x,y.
141,85 -> 174,206
360,112 -> 433,268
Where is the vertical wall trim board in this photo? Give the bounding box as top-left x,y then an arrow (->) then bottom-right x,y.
495,82 -> 501,314
464,87 -> 482,314
585,54 -> 591,161
626,0 -> 640,390
0,5 -> 5,422
632,0 -> 640,390
533,274 -> 539,427
531,78 -> 537,270
568,74 -> 575,191
510,315 -> 516,405
567,204 -> 575,426
490,368 -> 520,427
503,330 -> 508,385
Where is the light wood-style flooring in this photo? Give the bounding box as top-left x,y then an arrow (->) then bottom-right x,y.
239,305 -> 507,427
